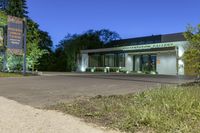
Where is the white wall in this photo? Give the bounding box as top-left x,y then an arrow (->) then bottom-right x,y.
177,42 -> 188,75
157,52 -> 177,75
78,54 -> 88,72
125,54 -> 133,71
135,55 -> 141,72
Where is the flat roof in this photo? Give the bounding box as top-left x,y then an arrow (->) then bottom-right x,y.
81,41 -> 187,54
104,32 -> 186,48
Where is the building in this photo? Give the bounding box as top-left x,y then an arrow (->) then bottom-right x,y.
78,33 -> 188,75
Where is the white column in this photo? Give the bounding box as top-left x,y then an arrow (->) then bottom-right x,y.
80,54 -> 89,72
125,53 -> 133,72
177,42 -> 187,75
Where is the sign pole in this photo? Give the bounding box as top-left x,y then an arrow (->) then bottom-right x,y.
23,18 -> 27,76
3,26 -> 7,72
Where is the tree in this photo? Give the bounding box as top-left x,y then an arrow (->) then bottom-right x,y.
7,53 -> 23,71
36,30 -> 54,71
97,29 -> 121,44
0,0 -> 9,10
56,31 -> 104,71
27,42 -> 47,71
6,0 -> 28,18
26,19 -> 47,71
38,30 -> 53,51
183,24 -> 200,79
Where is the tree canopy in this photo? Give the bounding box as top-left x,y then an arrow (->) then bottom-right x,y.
5,0 -> 28,18
184,24 -> 200,78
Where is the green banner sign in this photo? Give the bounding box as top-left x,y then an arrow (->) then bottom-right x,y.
0,11 -> 7,26
122,42 -> 176,51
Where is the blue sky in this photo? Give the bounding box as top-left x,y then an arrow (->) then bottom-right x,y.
27,0 -> 200,47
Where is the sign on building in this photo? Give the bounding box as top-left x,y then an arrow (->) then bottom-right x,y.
7,16 -> 24,55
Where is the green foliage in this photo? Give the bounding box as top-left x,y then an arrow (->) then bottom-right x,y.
0,54 -> 3,70
38,30 -> 53,52
184,24 -> 200,76
6,53 -> 23,71
27,43 -> 47,71
48,85 -> 200,133
97,29 -> 121,44
26,19 -> 48,71
0,11 -> 7,26
0,72 -> 22,77
25,19 -> 54,71
5,0 -> 28,18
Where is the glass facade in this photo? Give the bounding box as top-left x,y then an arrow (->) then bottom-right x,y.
105,54 -> 115,67
89,53 -> 125,67
89,54 -> 99,67
89,53 -> 156,72
118,53 -> 126,67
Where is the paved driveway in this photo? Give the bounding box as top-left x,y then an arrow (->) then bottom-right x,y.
0,73 -> 194,107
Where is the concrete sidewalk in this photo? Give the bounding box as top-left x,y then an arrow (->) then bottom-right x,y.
0,97 -> 119,133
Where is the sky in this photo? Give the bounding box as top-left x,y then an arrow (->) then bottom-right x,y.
27,0 -> 200,47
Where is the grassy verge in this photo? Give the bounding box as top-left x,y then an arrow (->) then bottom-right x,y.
47,84 -> 200,133
0,72 -> 38,77
0,72 -> 23,77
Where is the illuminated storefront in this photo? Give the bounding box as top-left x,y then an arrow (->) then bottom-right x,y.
78,33 -> 187,75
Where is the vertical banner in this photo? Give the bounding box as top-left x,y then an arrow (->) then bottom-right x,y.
7,16 -> 23,55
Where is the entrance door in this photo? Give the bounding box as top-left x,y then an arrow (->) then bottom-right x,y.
151,55 -> 157,72
141,55 -> 157,72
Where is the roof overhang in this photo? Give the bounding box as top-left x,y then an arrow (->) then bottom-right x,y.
81,41 -> 188,54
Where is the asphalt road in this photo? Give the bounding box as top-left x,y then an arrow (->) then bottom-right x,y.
0,73 -> 194,107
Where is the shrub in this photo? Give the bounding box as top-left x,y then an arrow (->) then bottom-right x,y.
109,67 -> 119,72
95,67 -> 104,72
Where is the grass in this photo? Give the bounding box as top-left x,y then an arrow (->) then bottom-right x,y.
47,84 -> 200,133
0,72 -> 23,77
0,72 -> 37,77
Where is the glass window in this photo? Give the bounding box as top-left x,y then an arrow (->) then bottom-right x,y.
99,54 -> 104,67
105,54 -> 115,67
141,55 -> 157,72
89,54 -> 99,67
118,53 -> 125,67
151,55 -> 157,71
141,55 -> 150,71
